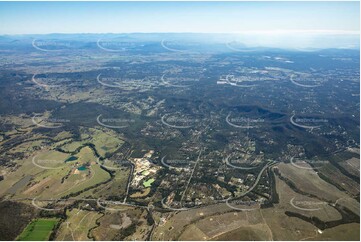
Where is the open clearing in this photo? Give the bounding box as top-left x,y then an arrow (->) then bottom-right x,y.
277,163 -> 360,215
55,208 -> 102,241
17,218 -> 59,241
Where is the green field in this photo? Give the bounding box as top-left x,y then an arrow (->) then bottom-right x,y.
17,218 -> 59,241
143,178 -> 155,188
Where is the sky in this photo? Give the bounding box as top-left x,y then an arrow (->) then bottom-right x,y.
0,1 -> 359,35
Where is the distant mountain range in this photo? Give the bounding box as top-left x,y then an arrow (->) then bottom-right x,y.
0,33 -> 359,51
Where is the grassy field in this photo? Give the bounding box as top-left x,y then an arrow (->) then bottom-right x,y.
60,141 -> 85,152
89,128 -> 124,157
317,162 -> 359,196
17,218 -> 59,241
340,157 -> 360,177
55,209 -> 102,241
314,223 -> 360,241
177,210 -> 273,241
92,212 -> 133,240
59,128 -> 124,157
277,163 -> 352,200
152,165 -> 360,241
277,163 -> 360,215
143,178 -> 155,188
273,173 -> 341,222
152,203 -> 235,240
1,128 -> 121,201
30,146 -> 111,199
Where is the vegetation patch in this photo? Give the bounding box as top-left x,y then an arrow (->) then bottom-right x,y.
17,218 -> 59,241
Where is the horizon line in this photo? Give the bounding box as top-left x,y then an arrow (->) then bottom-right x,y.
1,30 -> 360,36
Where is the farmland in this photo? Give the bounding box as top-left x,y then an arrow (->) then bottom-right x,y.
17,218 -> 59,241
0,32 -> 359,240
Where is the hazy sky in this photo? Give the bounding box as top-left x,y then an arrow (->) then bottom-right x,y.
0,1 -> 359,34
